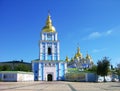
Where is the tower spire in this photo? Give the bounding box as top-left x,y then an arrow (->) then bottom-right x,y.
48,10 -> 50,16
46,11 -> 52,27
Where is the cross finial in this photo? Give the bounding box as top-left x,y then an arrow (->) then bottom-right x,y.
77,43 -> 79,47
48,10 -> 50,16
87,51 -> 88,54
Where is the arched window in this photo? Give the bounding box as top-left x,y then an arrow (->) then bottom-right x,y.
48,47 -> 52,55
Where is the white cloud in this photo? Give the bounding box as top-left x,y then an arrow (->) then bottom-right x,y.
89,32 -> 101,39
92,48 -> 106,53
84,30 -> 113,40
106,30 -> 112,35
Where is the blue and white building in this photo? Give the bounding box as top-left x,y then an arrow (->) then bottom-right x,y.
32,14 -> 67,81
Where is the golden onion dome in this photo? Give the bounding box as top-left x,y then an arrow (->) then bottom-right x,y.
65,56 -> 69,62
86,53 -> 91,60
76,47 -> 82,58
42,13 -> 56,32
74,53 -> 78,59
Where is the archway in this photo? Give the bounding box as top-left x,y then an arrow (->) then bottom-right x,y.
47,74 -> 52,81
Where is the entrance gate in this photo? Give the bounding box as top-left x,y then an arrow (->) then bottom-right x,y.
47,74 -> 52,81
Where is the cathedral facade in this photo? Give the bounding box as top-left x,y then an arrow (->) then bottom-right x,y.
32,14 -> 67,81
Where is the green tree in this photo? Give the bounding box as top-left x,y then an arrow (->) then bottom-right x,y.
116,63 -> 120,75
0,66 -> 2,71
14,64 -> 31,71
1,65 -> 11,71
88,65 -> 97,72
97,57 -> 110,82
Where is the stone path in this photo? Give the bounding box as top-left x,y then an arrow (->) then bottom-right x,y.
0,81 -> 120,91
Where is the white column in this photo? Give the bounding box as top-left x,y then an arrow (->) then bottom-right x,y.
55,33 -> 58,41
52,54 -> 54,60
57,42 -> 60,60
40,54 -> 42,60
52,34 -> 54,41
52,43 -> 54,60
40,43 -> 43,53
45,34 -> 47,40
65,63 -> 67,73
57,55 -> 60,60
38,63 -> 41,80
42,34 -> 44,40
57,42 -> 59,53
40,42 -> 43,60
52,43 -> 54,53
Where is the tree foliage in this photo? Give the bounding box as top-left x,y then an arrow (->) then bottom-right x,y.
0,65 -> 11,71
14,64 -> 31,71
97,57 -> 110,82
97,57 -> 110,76
88,65 -> 97,72
115,63 -> 120,75
0,63 -> 31,72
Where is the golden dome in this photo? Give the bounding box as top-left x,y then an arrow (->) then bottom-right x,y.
76,47 -> 82,58
42,13 -> 56,32
65,56 -> 69,62
74,53 -> 78,59
74,47 -> 82,59
86,53 -> 91,60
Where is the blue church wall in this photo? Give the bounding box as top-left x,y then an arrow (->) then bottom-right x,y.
33,63 -> 39,81
56,63 -> 59,80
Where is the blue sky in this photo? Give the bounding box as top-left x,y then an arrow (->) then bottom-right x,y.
0,0 -> 120,66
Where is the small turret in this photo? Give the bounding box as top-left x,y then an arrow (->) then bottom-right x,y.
86,53 -> 91,60
65,56 -> 69,62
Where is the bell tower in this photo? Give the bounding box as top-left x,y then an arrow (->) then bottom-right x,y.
32,13 -> 67,81
39,13 -> 60,61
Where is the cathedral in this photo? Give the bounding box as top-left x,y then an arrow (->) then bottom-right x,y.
32,13 -> 67,81
66,47 -> 93,70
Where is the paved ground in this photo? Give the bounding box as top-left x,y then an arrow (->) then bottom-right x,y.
0,81 -> 120,91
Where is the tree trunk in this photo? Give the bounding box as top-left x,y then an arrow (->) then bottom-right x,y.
104,76 -> 106,82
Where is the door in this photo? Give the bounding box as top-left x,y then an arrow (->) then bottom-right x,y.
47,74 -> 52,81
